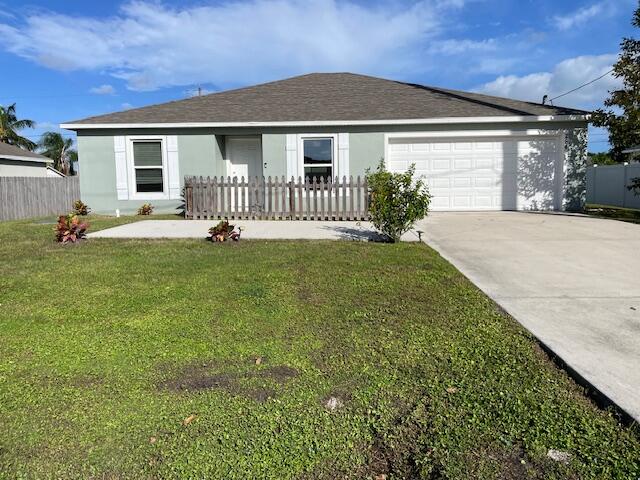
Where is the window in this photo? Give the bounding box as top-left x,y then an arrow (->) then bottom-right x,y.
303,137 -> 333,181
132,141 -> 164,193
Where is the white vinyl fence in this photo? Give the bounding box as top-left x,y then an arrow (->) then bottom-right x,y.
586,164 -> 640,209
0,176 -> 80,221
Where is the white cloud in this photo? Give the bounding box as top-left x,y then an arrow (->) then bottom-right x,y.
475,54 -> 621,109
0,0 -> 465,91
121,102 -> 133,110
426,38 -> 497,55
552,1 -> 612,31
89,84 -> 115,95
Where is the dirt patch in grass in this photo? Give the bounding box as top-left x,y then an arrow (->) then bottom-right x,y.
463,444 -> 578,480
352,398 -> 433,479
261,365 -> 298,382
310,337 -> 355,373
158,360 -> 298,403
69,374 -> 104,388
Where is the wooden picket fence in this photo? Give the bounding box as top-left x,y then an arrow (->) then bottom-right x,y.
185,176 -> 370,220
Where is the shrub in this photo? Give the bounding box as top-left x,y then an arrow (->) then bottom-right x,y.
628,177 -> 640,196
208,220 -> 241,242
55,214 -> 89,243
72,200 -> 90,216
366,160 -> 431,242
138,203 -> 154,215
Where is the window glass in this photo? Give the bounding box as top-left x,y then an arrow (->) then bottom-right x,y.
135,168 -> 164,192
304,166 -> 332,182
303,138 -> 332,164
133,142 -> 162,167
133,141 -> 164,193
303,138 -> 333,181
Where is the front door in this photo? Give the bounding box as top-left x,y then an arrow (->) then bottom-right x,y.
226,136 -> 262,180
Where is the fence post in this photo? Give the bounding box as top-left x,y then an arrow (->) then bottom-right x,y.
363,176 -> 369,220
185,176 -> 193,219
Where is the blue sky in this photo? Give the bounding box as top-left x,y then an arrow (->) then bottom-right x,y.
0,0 -> 636,152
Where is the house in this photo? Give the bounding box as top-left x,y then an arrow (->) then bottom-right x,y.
61,73 -> 589,214
0,141 -> 64,177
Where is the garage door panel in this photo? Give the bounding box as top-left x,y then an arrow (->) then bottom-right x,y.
474,176 -> 495,188
431,158 -> 451,170
387,135 -> 562,211
431,196 -> 451,209
453,177 -> 472,188
474,156 -> 495,169
429,177 -> 451,188
453,158 -> 472,170
474,195 -> 493,208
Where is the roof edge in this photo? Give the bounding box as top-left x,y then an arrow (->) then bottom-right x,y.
61,114 -> 589,130
0,154 -> 53,164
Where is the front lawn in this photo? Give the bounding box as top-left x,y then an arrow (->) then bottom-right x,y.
0,216 -> 638,479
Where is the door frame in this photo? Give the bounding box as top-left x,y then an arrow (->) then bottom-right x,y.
225,135 -> 263,179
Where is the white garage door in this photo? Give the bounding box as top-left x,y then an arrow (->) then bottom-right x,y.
387,136 -> 563,211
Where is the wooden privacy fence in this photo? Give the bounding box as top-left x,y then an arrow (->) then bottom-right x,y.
0,176 -> 80,221
185,176 -> 370,220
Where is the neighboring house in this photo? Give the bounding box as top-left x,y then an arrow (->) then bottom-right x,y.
61,73 -> 589,214
0,141 -> 60,177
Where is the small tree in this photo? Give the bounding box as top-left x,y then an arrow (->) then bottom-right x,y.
628,177 -> 640,196
591,3 -> 640,161
366,160 -> 431,242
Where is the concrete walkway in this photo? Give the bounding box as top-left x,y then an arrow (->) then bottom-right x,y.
417,212 -> 640,422
89,219 -> 421,241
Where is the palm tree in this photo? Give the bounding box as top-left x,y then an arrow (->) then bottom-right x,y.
38,132 -> 77,175
0,103 -> 36,150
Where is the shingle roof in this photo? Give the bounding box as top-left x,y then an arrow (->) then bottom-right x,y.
0,142 -> 52,163
65,73 -> 588,126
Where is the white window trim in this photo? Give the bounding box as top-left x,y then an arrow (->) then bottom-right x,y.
126,135 -> 170,200
297,133 -> 339,181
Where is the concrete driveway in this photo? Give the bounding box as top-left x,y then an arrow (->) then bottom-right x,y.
418,212 -> 640,422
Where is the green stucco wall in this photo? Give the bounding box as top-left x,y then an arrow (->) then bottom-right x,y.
259,132 -> 384,180
349,132 -> 385,175
78,132 -> 221,214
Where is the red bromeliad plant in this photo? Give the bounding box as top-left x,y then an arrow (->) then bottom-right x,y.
55,214 -> 89,243
138,203 -> 154,215
73,200 -> 90,216
208,220 -> 241,242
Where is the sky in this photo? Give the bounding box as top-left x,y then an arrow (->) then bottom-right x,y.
0,0 -> 637,152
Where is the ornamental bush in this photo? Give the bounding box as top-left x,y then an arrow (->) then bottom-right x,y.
366,160 -> 431,242
55,214 -> 89,243
137,203 -> 154,215
72,200 -> 90,216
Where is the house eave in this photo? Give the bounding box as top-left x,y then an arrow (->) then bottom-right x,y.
61,114 -> 590,131
0,154 -> 52,164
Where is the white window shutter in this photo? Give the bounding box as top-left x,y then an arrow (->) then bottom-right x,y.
286,134 -> 298,180
114,136 -> 128,200
167,135 -> 180,199
338,133 -> 350,180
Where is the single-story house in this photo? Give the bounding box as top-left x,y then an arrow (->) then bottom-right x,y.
61,73 -> 589,214
0,142 -> 64,177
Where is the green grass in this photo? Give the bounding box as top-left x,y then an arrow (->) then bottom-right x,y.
585,204 -> 640,224
0,215 -> 638,479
